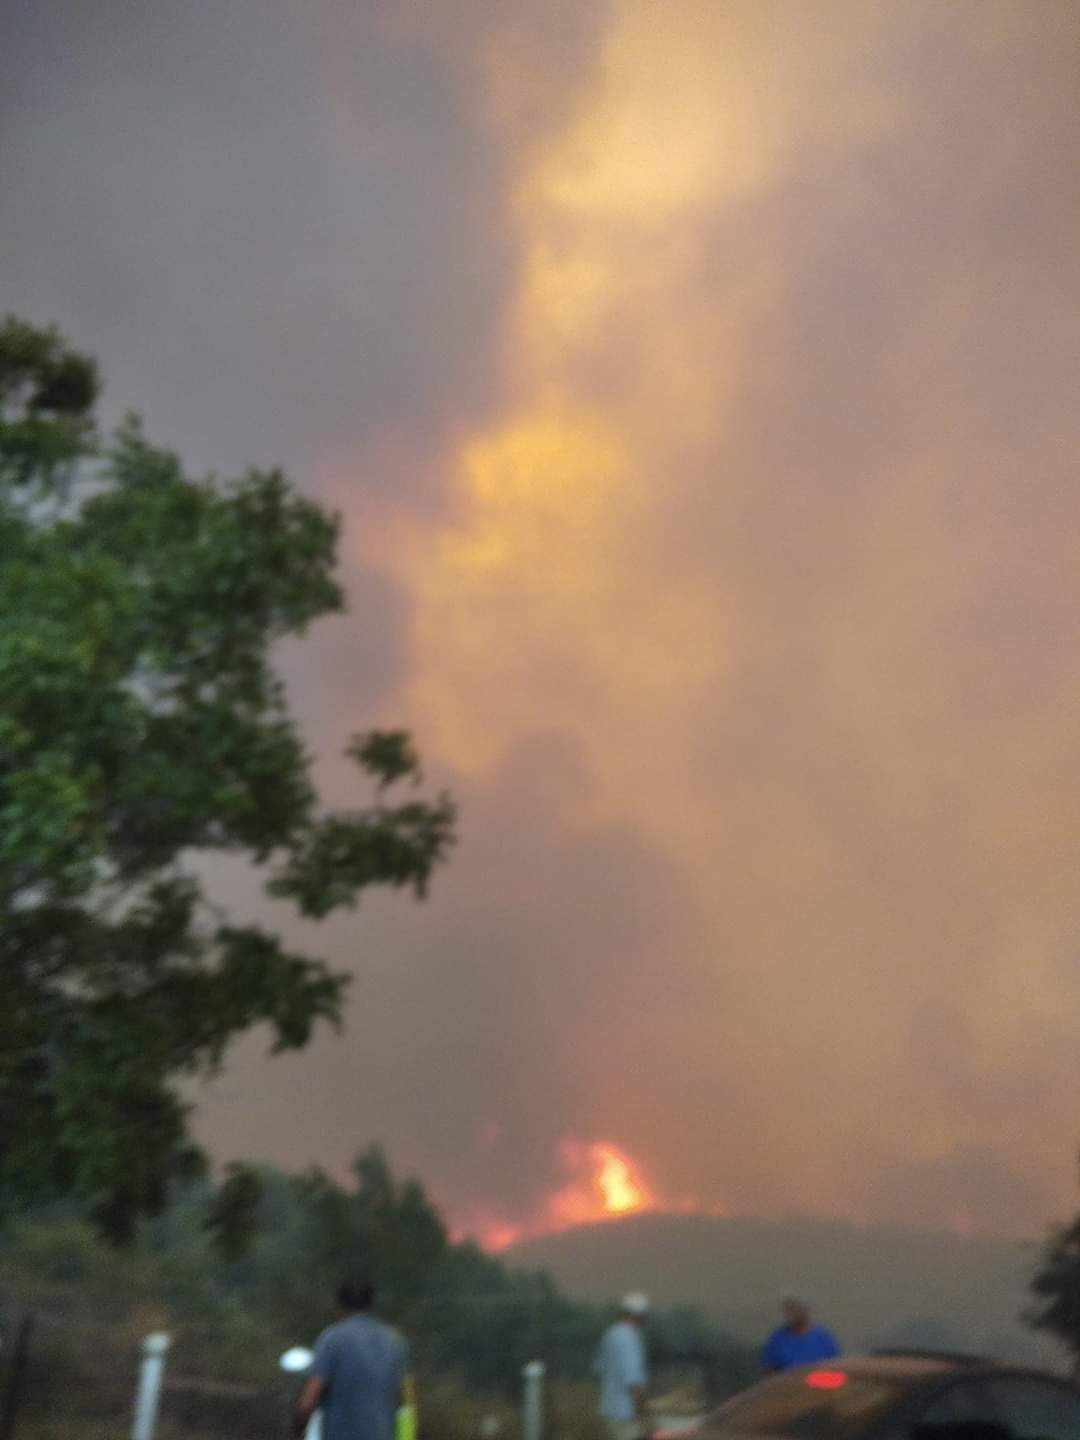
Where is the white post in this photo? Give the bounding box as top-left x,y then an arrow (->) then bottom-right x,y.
522,1360 -> 545,1440
131,1332 -> 171,1440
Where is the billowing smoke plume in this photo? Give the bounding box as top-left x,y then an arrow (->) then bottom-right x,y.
4,0 -> 1078,1239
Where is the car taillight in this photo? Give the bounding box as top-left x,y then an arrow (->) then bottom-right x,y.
806,1370 -> 848,1390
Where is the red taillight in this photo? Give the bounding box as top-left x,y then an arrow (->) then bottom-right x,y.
806,1370 -> 847,1390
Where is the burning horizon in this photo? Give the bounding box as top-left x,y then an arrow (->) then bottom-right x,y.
460,1137 -> 663,1253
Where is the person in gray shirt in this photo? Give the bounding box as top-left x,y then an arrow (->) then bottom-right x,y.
294,1276 -> 408,1440
595,1292 -> 649,1440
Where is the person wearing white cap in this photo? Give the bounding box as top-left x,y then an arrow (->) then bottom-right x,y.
594,1293 -> 650,1440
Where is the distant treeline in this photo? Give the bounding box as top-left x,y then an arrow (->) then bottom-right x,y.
0,1146 -> 757,1403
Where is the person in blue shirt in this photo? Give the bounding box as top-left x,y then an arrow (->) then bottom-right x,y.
762,1296 -> 840,1372
293,1275 -> 407,1440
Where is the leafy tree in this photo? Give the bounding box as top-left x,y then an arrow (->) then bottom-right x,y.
1029,1154 -> 1080,1373
205,1162 -> 265,1264
267,1147 -> 451,1332
253,1153 -> 589,1390
351,1145 -> 450,1316
0,318 -> 455,1241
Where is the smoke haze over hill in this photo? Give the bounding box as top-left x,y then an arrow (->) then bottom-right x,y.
509,1212 -> 1061,1371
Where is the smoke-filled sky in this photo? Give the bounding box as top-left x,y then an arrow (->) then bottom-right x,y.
4,0 -> 1079,1243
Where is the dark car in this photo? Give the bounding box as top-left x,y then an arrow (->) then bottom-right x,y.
658,1353 -> 1080,1440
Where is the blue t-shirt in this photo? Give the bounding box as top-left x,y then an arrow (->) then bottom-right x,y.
762,1324 -> 840,1371
312,1314 -> 407,1440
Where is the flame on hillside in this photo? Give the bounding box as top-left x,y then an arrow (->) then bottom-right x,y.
548,1139 -> 654,1226
468,1138 -> 660,1253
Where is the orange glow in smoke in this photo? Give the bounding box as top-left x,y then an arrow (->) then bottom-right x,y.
479,1221 -> 524,1253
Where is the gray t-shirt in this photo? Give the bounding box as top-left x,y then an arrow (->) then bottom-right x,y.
312,1314 -> 407,1440
596,1320 -> 647,1420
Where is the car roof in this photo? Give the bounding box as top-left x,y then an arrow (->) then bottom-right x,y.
700,1357 -> 1080,1429
833,1354 -> 973,1377
766,1354 -> 1079,1389
868,1348 -> 988,1366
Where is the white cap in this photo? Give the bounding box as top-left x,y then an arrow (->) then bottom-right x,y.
622,1292 -> 650,1315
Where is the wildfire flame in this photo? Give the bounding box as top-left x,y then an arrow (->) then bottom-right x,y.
471,1138 -> 656,1251
594,1143 -> 649,1215
547,1138 -> 655,1228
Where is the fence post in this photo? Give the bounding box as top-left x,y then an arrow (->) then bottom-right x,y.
131,1332 -> 170,1440
522,1360 -> 545,1440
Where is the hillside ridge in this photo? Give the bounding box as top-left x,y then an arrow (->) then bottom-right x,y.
507,1211 -> 1059,1369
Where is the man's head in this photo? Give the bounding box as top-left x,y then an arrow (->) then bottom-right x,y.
621,1291 -> 650,1325
781,1296 -> 810,1332
337,1275 -> 376,1313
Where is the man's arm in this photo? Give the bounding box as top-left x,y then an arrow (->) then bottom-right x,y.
293,1375 -> 326,1438
628,1332 -> 648,1421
